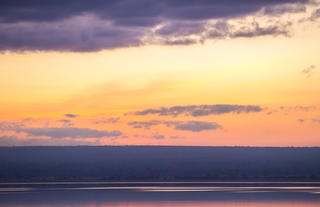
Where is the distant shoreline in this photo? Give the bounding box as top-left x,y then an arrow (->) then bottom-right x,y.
1,146 -> 320,182
1,179 -> 320,184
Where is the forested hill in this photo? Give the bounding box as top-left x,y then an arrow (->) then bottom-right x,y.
0,146 -> 320,181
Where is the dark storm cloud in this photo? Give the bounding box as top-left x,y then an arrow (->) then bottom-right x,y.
0,0 -> 307,23
0,0 -> 309,51
262,3 -> 306,15
134,104 -> 263,117
0,17 -> 143,51
156,22 -> 206,36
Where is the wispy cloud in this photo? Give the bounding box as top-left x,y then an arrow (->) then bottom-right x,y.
95,117 -> 120,124
133,104 -> 263,117
301,65 -> 317,78
128,120 -> 222,132
312,118 -> 320,123
171,121 -> 222,132
0,121 -> 122,139
308,8 -> 320,21
262,3 -> 306,16
0,135 -> 98,146
297,117 -> 320,123
280,105 -> 317,112
64,114 -> 78,118
58,119 -> 74,127
17,127 -> 122,139
153,134 -> 165,140
128,120 -> 161,130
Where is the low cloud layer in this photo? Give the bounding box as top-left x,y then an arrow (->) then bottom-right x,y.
0,0 -> 312,51
128,120 -> 161,130
134,104 -> 263,117
153,134 -> 165,140
298,118 -> 320,123
15,127 -> 122,139
0,121 -> 122,139
172,121 -> 221,132
279,105 -> 318,112
95,117 -> 120,124
0,135 -> 98,146
128,120 -> 221,132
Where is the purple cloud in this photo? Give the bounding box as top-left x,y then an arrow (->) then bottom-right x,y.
0,136 -> 98,146
0,122 -> 122,139
172,121 -> 221,132
128,120 -> 222,132
15,127 -> 122,139
0,0 -> 309,51
134,104 -> 263,117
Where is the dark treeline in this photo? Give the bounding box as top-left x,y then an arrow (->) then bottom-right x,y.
0,146 -> 320,181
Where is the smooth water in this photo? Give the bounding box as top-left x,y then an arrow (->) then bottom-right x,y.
0,182 -> 320,206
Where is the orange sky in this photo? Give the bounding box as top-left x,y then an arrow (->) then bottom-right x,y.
0,1 -> 320,146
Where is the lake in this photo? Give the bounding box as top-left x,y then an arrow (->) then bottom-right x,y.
0,182 -> 320,206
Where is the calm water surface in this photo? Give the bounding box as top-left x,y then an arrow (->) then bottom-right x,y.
0,182 -> 320,206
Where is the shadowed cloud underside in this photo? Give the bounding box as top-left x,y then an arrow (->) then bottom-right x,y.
0,0 -> 311,51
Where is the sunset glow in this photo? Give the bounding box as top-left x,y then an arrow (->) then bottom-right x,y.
1,0 -> 320,146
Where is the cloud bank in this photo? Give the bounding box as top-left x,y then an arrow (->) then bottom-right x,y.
14,127 -> 122,139
0,0 -> 311,51
172,121 -> 221,132
134,104 -> 263,117
0,135 -> 98,146
0,121 -> 122,139
128,120 -> 222,132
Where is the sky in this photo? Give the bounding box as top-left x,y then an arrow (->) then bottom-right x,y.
0,0 -> 320,146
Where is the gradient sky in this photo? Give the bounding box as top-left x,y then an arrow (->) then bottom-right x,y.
0,0 -> 320,146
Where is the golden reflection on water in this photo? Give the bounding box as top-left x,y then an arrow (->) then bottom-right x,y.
1,186 -> 320,194
1,183 -> 320,206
